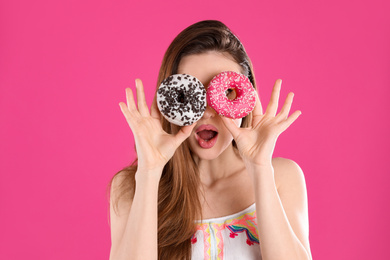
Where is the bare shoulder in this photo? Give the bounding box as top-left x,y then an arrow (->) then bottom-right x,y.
109,170 -> 134,235
272,157 -> 306,191
109,170 -> 134,259
110,170 -> 129,192
110,170 -> 134,215
271,157 -> 312,259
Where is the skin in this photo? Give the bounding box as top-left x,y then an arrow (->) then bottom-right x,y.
113,50 -> 312,260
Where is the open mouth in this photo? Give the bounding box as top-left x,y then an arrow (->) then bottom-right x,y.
197,129 -> 218,141
195,125 -> 219,149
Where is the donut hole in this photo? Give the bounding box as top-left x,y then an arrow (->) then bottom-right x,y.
225,88 -> 237,100
177,90 -> 186,103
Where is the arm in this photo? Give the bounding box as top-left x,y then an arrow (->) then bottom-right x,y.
221,79 -> 311,259
248,158 -> 312,260
109,171 -> 161,260
110,79 -> 196,260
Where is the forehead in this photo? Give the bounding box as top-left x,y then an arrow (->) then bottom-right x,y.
177,51 -> 243,86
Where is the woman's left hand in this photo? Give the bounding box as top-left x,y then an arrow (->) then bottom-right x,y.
221,79 -> 302,168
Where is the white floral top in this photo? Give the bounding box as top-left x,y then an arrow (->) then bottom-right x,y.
191,203 -> 262,260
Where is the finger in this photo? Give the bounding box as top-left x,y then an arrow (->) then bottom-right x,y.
119,102 -> 130,118
121,88 -> 140,128
265,79 -> 282,116
174,122 -> 198,145
276,92 -> 294,120
150,94 -> 161,120
279,110 -> 302,132
135,79 -> 150,116
221,116 -> 241,140
252,90 -> 263,116
119,101 -> 138,130
125,88 -> 137,112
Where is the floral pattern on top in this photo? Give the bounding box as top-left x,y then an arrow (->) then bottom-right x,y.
191,204 -> 259,260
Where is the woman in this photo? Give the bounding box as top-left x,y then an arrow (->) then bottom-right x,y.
108,20 -> 312,260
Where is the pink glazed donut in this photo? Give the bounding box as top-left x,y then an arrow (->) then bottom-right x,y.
207,71 -> 256,119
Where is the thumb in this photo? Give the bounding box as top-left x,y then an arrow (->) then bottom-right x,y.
174,122 -> 198,145
221,116 -> 241,139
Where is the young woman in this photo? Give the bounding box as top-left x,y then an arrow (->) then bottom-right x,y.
108,20 -> 312,260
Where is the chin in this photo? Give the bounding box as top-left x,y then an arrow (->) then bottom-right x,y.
191,149 -> 221,161
187,137 -> 234,161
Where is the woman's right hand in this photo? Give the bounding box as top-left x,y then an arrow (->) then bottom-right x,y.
119,79 -> 197,180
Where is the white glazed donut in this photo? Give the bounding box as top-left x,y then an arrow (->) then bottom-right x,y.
206,71 -> 256,119
157,74 -> 207,126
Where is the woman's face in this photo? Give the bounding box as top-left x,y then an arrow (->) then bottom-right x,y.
177,51 -> 243,161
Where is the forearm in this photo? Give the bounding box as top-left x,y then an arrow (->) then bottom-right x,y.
248,164 -> 310,260
112,171 -> 161,260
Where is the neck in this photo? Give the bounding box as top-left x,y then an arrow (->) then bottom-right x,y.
195,144 -> 246,187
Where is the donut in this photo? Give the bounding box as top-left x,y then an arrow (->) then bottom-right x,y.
157,74 -> 207,126
206,71 -> 256,119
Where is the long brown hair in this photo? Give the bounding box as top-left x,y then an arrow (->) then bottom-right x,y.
107,20 -> 257,259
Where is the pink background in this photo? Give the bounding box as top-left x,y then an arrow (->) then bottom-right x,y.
1,0 -> 389,259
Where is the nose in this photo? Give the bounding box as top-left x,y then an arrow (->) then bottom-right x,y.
202,105 -> 217,119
